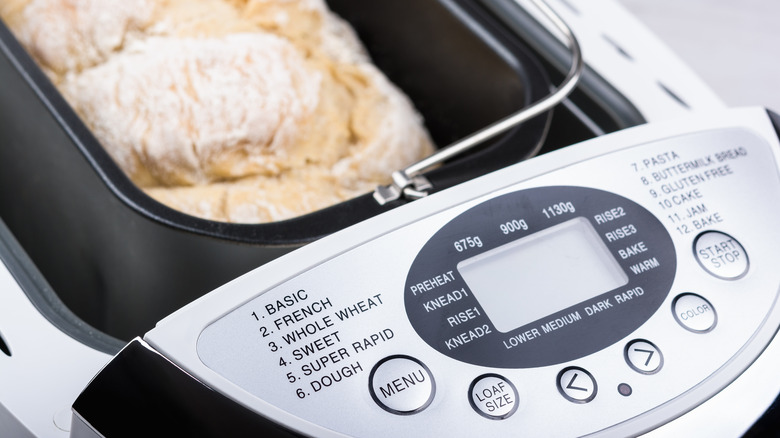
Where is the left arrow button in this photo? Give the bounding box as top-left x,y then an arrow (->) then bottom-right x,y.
557,367 -> 597,403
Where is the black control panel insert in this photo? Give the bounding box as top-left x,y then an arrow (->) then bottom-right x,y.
405,186 -> 676,368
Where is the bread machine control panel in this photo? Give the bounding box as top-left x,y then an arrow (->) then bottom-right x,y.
405,185 -> 676,370
146,109 -> 780,437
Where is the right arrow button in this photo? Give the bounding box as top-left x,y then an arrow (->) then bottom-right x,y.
625,339 -> 663,374
557,366 -> 597,403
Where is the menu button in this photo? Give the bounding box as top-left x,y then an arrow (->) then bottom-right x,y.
369,355 -> 435,415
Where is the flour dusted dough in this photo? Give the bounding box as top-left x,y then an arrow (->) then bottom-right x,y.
1,0 -> 434,222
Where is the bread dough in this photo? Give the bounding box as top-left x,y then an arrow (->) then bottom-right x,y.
1,0 -> 434,222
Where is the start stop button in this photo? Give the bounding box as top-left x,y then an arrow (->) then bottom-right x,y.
694,231 -> 748,279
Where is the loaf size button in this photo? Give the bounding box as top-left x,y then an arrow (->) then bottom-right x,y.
369,355 -> 435,415
694,231 -> 748,279
557,367 -> 597,403
625,339 -> 663,374
469,374 -> 519,419
673,293 -> 717,333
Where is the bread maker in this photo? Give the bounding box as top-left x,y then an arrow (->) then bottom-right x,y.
2,0 -> 778,436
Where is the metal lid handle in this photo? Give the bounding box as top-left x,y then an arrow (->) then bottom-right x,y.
373,0 -> 584,205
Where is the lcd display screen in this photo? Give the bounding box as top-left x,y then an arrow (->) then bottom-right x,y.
457,217 -> 628,333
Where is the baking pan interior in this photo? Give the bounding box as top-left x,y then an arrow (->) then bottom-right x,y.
0,0 -> 636,349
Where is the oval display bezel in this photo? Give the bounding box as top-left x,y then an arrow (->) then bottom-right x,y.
404,186 -> 677,368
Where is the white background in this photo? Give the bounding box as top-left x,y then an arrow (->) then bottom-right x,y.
619,0 -> 780,112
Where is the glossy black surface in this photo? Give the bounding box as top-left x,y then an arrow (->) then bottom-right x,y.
71,340 -> 303,437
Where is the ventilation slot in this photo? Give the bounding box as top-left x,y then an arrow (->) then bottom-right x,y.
657,82 -> 690,109
0,330 -> 10,357
602,34 -> 634,61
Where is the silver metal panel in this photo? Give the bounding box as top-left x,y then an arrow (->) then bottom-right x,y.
146,108 -> 780,437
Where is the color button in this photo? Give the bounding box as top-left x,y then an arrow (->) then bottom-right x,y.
673,293 -> 717,333
369,355 -> 435,415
